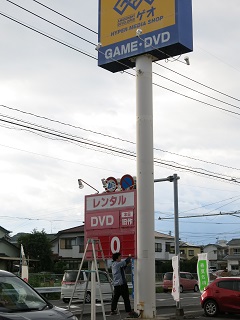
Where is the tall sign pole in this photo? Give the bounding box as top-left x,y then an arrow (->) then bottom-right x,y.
136,54 -> 156,318
97,1 -> 193,318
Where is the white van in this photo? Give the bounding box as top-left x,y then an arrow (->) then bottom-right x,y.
61,270 -> 113,303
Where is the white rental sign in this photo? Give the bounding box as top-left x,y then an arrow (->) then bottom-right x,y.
171,255 -> 180,302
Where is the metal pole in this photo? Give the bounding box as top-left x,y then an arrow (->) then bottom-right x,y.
173,174 -> 184,316
136,54 -> 155,319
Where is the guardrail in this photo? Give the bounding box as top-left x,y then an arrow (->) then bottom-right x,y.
35,286 -> 61,293
35,282 -> 163,294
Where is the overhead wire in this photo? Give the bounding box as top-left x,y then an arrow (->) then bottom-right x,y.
157,62 -> 240,103
32,0 -> 98,34
0,11 -> 97,60
1,7 -> 240,120
0,115 -> 240,186
2,0 -> 240,113
4,0 -> 96,46
1,104 -> 240,174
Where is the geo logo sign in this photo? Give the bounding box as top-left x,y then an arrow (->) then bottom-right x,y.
84,190 -> 137,258
99,0 -> 175,47
114,0 -> 155,15
98,0 -> 193,72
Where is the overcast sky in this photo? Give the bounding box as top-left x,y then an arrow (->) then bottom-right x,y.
1,0 -> 240,246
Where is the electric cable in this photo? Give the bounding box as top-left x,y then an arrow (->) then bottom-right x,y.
4,0 -> 96,46
1,104 -> 240,174
1,10 -> 240,119
32,0 -> 97,34
0,11 -> 97,60
0,116 -> 240,185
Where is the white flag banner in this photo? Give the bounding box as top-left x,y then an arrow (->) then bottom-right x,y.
20,244 -> 28,282
171,255 -> 180,302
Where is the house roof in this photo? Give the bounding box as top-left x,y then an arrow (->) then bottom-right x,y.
203,244 -> 225,249
0,226 -> 11,234
180,241 -> 201,248
0,237 -> 19,249
223,254 -> 240,261
154,231 -> 174,240
227,239 -> 240,246
57,225 -> 85,234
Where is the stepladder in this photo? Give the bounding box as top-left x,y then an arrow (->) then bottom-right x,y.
67,238 -> 118,320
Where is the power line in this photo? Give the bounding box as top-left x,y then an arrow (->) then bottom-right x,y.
0,11 -> 97,60
153,71 -> 240,112
3,0 -> 240,112
0,115 -> 240,185
2,10 -> 240,120
156,62 -> 240,103
2,104 -> 240,174
32,0 -> 97,34
5,0 -> 96,46
158,211 -> 240,220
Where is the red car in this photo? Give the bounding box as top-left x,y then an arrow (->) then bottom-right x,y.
163,272 -> 199,293
200,277 -> 240,317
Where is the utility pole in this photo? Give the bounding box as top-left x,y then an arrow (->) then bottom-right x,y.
154,174 -> 183,316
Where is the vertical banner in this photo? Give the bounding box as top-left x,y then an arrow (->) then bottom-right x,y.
197,253 -> 209,292
20,244 -> 28,282
171,255 -> 180,302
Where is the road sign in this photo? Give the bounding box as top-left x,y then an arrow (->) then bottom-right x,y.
120,174 -> 134,190
105,177 -> 118,192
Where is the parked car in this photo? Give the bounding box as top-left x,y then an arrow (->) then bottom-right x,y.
163,271 -> 199,293
61,269 -> 113,303
0,270 -> 77,319
208,266 -> 217,272
200,277 -> 240,317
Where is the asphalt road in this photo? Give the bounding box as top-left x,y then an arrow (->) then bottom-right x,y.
49,292 -> 240,320
50,292 -> 201,318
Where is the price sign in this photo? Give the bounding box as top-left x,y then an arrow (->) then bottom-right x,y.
84,190 -> 137,259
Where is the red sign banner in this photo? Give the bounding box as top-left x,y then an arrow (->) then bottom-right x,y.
84,190 -> 137,259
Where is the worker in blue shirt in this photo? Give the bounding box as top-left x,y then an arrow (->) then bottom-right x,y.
110,252 -> 139,318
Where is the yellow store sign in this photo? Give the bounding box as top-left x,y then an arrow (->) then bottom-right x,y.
100,0 -> 175,46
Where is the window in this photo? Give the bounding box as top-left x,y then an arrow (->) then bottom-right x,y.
98,272 -> 109,283
218,281 -> 235,291
231,265 -> 239,271
60,238 -> 75,249
79,244 -> 85,253
233,248 -> 240,255
170,245 -> 175,254
165,242 -> 172,252
155,243 -> 162,252
188,250 -> 194,256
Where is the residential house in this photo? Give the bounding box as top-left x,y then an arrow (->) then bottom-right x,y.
154,231 -> 175,272
179,241 -> 201,260
223,238 -> 240,274
0,226 -> 20,271
203,240 -> 228,270
51,225 -> 85,269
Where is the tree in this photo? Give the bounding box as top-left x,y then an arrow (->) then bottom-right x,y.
18,229 -> 53,272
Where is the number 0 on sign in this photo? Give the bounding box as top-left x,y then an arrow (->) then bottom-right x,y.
111,236 -> 121,253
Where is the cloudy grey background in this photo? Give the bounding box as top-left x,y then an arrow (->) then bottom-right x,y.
1,0 -> 240,245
